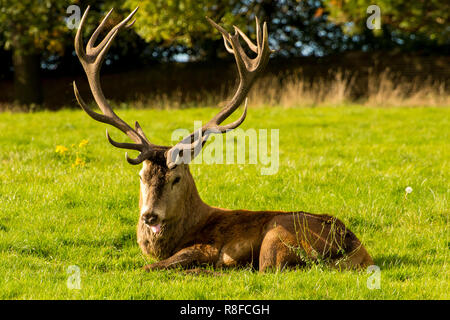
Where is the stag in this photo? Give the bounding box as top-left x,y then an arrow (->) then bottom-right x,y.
73,7 -> 374,272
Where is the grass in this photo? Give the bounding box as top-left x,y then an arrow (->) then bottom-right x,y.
0,105 -> 448,299
248,70 -> 449,108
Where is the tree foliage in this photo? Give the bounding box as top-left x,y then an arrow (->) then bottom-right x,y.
325,0 -> 450,43
0,0 -> 448,105
122,0 -> 359,59
0,0 -> 75,55
123,0 -> 246,46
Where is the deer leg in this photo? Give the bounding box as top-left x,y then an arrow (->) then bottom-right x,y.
143,244 -> 218,271
259,224 -> 305,272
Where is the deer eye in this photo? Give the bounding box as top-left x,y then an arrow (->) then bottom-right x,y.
172,176 -> 181,186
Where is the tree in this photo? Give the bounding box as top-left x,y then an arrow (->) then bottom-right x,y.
243,0 -> 354,57
122,1 -> 248,45
325,0 -> 450,44
0,0 -> 132,105
122,0 -> 356,60
0,1 -> 75,104
122,0 -> 249,61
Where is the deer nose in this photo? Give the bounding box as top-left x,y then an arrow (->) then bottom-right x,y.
142,212 -> 158,226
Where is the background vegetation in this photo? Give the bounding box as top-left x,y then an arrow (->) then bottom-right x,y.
0,0 -> 448,107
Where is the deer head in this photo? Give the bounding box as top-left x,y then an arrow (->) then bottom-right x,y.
73,7 -> 272,256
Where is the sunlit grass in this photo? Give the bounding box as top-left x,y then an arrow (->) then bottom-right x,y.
0,105 -> 448,299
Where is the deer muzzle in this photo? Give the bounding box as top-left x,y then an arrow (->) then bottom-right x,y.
142,213 -> 161,233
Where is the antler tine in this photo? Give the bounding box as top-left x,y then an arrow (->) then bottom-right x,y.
86,8 -> 114,54
232,17 -> 260,54
126,151 -> 150,165
206,18 -> 271,126
73,81 -> 109,124
74,5 -> 90,59
166,17 -> 272,169
74,7 -> 163,165
85,7 -> 138,55
106,129 -> 142,151
90,7 -> 138,63
215,98 -> 248,132
205,17 -> 233,54
255,16 -> 261,52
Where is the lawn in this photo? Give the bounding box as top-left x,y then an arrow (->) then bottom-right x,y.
0,105 -> 448,299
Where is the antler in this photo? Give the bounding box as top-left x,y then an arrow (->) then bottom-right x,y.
73,8 -> 271,168
166,16 -> 273,169
73,6 -> 167,165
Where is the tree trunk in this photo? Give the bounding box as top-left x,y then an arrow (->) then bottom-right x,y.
12,48 -> 43,105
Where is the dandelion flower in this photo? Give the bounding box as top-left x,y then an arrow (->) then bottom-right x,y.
405,187 -> 413,194
79,139 -> 89,148
73,156 -> 85,167
55,145 -> 68,155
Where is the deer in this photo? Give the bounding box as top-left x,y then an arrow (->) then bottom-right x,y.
73,6 -> 374,273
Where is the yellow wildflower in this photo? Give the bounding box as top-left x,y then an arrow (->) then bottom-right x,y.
55,145 -> 69,155
79,139 -> 89,148
73,156 -> 85,167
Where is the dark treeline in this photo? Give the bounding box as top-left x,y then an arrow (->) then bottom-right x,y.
0,0 -> 448,108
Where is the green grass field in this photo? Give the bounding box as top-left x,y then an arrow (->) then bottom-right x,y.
0,105 -> 448,299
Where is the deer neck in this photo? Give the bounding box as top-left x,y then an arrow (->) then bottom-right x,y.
183,178 -> 214,232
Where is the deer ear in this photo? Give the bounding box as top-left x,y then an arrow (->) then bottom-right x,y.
165,147 -> 194,169
166,130 -> 212,169
165,149 -> 178,169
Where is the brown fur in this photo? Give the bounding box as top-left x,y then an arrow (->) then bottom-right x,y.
137,158 -> 374,272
